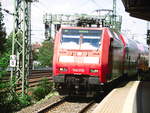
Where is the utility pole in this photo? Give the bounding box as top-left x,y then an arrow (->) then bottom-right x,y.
10,0 -> 32,97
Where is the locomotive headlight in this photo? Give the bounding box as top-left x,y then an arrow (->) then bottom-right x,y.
90,69 -> 98,73
84,57 -> 99,64
59,67 -> 67,72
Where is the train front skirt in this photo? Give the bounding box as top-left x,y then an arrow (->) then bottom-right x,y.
53,74 -> 104,97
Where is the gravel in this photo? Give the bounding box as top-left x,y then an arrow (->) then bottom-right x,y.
16,95 -> 62,113
47,101 -> 90,113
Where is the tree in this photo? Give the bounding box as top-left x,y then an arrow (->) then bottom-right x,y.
0,2 -> 8,78
37,40 -> 53,67
0,32 -> 32,112
0,2 -> 6,55
0,32 -> 12,77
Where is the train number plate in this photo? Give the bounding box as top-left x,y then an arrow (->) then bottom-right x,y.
72,68 -> 84,72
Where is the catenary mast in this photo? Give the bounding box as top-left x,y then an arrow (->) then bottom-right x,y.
10,0 -> 32,97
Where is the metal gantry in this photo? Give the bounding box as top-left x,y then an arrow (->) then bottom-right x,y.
113,0 -> 116,25
43,12 -> 122,40
10,0 -> 32,96
43,0 -> 122,39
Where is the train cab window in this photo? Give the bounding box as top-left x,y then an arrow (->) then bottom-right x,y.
61,29 -> 102,50
110,30 -> 122,48
114,32 -> 121,40
110,31 -> 121,41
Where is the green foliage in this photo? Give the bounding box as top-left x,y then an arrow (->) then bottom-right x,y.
18,94 -> 32,108
0,33 -> 12,78
0,31 -> 32,112
0,2 -> 7,55
0,77 -> 32,112
32,78 -> 54,101
32,87 -> 46,101
0,89 -> 32,112
32,49 -> 38,61
37,40 -> 53,67
0,52 -> 10,77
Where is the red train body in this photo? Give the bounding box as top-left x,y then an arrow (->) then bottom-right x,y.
53,27 -> 148,97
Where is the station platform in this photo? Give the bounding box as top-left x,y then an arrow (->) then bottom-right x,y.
92,81 -> 150,113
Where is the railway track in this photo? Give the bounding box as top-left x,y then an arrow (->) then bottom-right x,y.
37,97 -> 66,113
37,97 -> 98,113
1,70 -> 52,92
16,78 -> 128,113
78,100 -> 97,113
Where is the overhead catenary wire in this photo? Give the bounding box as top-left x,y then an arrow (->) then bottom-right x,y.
0,8 -> 16,16
34,0 -> 104,14
90,0 -> 101,8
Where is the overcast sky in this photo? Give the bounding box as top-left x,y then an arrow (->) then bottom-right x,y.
1,0 -> 147,44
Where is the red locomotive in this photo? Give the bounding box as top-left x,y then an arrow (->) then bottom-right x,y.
53,26 -> 148,97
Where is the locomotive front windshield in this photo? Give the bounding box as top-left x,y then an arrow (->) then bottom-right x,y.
61,29 -> 102,50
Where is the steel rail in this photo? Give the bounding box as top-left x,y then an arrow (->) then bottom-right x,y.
78,100 -> 96,113
37,97 -> 66,113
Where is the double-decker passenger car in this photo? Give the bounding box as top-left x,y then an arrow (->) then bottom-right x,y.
53,27 -> 148,97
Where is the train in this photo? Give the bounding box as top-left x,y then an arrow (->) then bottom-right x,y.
53,26 -> 149,97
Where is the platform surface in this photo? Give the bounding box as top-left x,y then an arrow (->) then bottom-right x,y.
92,81 -> 150,113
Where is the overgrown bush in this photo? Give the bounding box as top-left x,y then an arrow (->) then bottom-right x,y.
18,94 -> 32,108
0,77 -> 32,113
32,78 -> 54,101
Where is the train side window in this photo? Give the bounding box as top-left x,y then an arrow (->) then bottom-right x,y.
109,30 -> 123,48
110,30 -> 121,41
112,38 -> 122,48
113,32 -> 121,41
